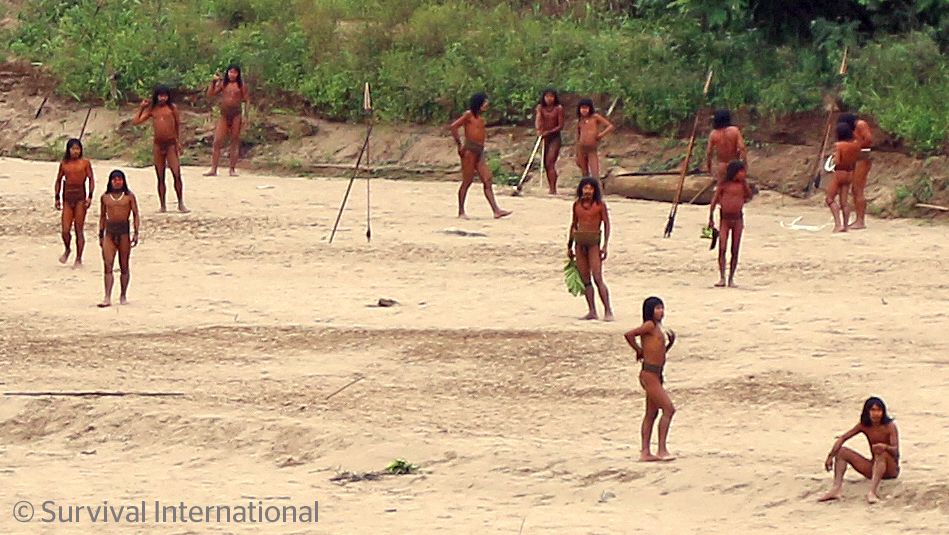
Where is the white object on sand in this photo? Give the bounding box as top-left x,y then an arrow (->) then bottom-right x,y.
780,216 -> 829,232
256,185 -> 275,189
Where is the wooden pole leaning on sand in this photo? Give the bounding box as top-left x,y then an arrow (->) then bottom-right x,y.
664,69 -> 713,238
329,82 -> 374,244
806,47 -> 848,194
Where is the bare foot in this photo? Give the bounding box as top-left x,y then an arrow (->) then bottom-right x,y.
832,226 -> 847,233
178,204 -> 191,213
159,205 -> 167,213
714,279 -> 726,287
727,280 -> 736,288
866,492 -> 879,504
72,260 -> 82,269
203,170 -> 217,177
850,222 -> 866,230
580,312 -> 598,321
97,300 -> 111,308
229,169 -> 238,177
548,190 -> 557,195
818,489 -> 842,502
657,451 -> 677,461
59,250 -> 70,264
494,210 -> 512,219
120,296 -> 128,305
639,452 -> 662,462
603,312 -> 615,322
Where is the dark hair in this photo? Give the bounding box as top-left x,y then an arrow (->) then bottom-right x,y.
838,112 -> 857,130
106,169 -> 131,194
576,177 -> 602,203
151,85 -> 172,108
539,88 -> 560,106
63,138 -> 83,161
469,92 -> 487,116
713,109 -> 731,129
836,122 -> 854,141
223,64 -> 243,87
642,296 -> 664,323
577,98 -> 595,117
725,160 -> 746,181
860,397 -> 893,426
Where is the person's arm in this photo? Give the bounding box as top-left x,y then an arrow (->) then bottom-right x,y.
873,424 -> 900,460
624,322 -> 654,361
54,163 -> 64,210
207,74 -> 222,98
534,105 -> 543,136
553,106 -> 564,136
600,202 -> 610,260
242,83 -> 251,118
567,203 -> 578,259
85,161 -> 95,207
449,112 -> 470,154
132,100 -> 151,125
595,114 -> 615,140
736,128 -> 748,172
825,424 -> 862,470
130,194 -> 140,247
98,196 -> 106,245
741,174 -> 753,201
705,135 -> 714,174
665,330 -> 676,351
708,188 -> 722,226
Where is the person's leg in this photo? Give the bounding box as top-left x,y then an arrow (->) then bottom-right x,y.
544,137 -> 561,194
576,147 -> 588,176
166,144 -> 188,212
818,447 -> 872,501
639,384 -> 659,462
98,236 -> 118,307
204,116 -> 228,176
457,151 -> 476,218
576,245 -> 596,320
588,245 -> 613,321
72,200 -> 87,266
867,452 -> 899,503
475,158 -> 511,218
59,203 -> 74,263
825,175 -> 844,232
118,235 -> 131,305
154,143 -> 168,212
227,115 -> 243,175
851,159 -> 870,229
588,149 -> 601,181
728,219 -> 744,287
715,218 -> 731,287
838,176 -> 851,231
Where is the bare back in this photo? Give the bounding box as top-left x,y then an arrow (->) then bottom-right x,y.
716,180 -> 752,217
834,141 -> 861,171
708,126 -> 745,163
462,112 -> 486,145
854,120 -> 873,149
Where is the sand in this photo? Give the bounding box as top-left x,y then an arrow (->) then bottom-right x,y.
0,157 -> 947,534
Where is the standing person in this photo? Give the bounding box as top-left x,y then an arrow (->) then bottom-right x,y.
133,85 -> 188,213
535,88 -> 564,194
708,160 -> 754,287
575,98 -> 614,181
449,92 -> 512,219
839,113 -> 873,229
826,122 -> 861,233
567,177 -> 613,321
705,109 -> 748,188
205,64 -> 250,177
624,297 -> 677,462
819,397 -> 900,504
54,138 -> 95,266
97,170 -> 140,308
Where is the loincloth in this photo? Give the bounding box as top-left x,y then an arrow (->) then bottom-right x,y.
641,362 -> 664,384
720,210 -> 744,223
577,143 -> 597,156
463,139 -> 485,162
62,186 -> 85,207
106,221 -> 130,247
573,230 -> 601,247
543,132 -> 562,145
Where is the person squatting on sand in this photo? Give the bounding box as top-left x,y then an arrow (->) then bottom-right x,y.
625,297 -> 677,462
708,160 -> 754,287
133,85 -> 188,213
205,64 -> 251,177
567,177 -> 613,321
54,138 -> 95,267
535,88 -> 564,195
97,170 -> 140,308
449,92 -> 511,219
819,397 -> 900,504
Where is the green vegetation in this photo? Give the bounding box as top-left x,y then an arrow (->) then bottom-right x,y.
4,0 -> 947,153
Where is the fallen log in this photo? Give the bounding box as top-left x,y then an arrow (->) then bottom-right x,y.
603,174 -> 716,205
